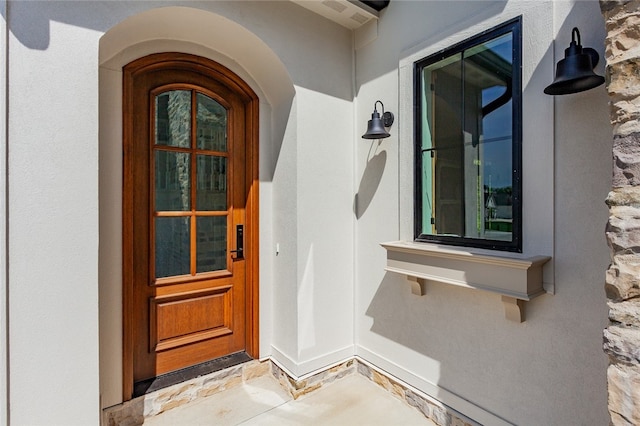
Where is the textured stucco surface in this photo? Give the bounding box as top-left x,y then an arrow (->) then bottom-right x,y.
356,1 -> 610,424
1,1 -> 616,424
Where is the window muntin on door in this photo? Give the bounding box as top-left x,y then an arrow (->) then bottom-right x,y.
153,88 -> 230,282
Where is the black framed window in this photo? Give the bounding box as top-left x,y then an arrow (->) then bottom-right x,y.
414,17 -> 522,252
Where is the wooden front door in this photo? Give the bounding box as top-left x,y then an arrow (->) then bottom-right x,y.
123,53 -> 259,400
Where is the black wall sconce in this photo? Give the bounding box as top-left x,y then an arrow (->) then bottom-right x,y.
544,27 -> 605,95
362,100 -> 394,139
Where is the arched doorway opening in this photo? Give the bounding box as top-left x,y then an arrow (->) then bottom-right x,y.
98,6 -> 295,406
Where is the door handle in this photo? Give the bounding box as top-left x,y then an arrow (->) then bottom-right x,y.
230,224 -> 244,259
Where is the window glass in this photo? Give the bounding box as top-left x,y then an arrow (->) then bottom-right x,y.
196,216 -> 227,273
155,217 -> 190,278
155,151 -> 191,211
196,155 -> 227,211
155,90 -> 191,148
415,18 -> 521,251
153,90 -> 230,280
196,93 -> 227,152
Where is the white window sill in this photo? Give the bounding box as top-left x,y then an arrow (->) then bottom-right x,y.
381,241 -> 551,322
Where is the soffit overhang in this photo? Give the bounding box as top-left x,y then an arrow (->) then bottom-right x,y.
290,0 -> 388,30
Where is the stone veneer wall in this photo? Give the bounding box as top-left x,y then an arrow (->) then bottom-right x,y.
601,1 -> 640,424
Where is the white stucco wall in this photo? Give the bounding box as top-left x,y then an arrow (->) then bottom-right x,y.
0,1 -> 7,424
8,2 -> 102,424
4,0 -> 613,424
97,1 -> 355,408
355,1 -> 610,424
7,0 -> 355,421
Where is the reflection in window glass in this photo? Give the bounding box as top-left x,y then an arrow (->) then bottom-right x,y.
155,217 -> 190,278
416,19 -> 521,251
155,151 -> 191,211
153,90 -> 234,279
155,91 -> 191,148
196,155 -> 227,211
196,216 -> 227,273
197,93 -> 227,152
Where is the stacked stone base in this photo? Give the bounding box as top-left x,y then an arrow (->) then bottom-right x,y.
356,361 -> 471,426
102,358 -> 473,426
102,360 -> 271,426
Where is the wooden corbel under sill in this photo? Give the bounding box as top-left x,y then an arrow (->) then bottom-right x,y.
381,241 -> 551,323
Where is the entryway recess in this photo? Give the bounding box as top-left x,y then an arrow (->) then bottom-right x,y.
122,53 -> 259,400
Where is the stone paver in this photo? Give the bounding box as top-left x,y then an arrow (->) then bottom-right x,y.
143,373 -> 435,425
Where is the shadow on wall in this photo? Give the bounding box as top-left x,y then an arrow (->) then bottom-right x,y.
364,272 -> 556,422
7,0 -> 352,102
356,1 -> 508,92
354,143 -> 387,219
96,3 -> 298,410
362,2 -> 611,424
5,1 -> 146,49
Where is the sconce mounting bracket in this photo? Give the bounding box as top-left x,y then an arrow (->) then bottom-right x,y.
382,111 -> 394,128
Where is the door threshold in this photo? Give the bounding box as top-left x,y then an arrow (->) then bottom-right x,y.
133,351 -> 253,398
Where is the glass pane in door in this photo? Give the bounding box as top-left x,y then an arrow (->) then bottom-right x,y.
196,93 -> 227,152
196,216 -> 227,273
196,155 -> 227,211
155,151 -> 191,211
155,90 -> 191,148
155,217 -> 190,278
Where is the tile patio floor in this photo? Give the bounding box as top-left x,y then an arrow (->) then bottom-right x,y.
143,373 -> 436,425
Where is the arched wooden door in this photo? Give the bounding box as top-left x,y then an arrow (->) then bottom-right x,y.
122,53 -> 259,400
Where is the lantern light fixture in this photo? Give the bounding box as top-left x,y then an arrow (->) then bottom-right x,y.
544,27 -> 605,95
362,100 -> 394,139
